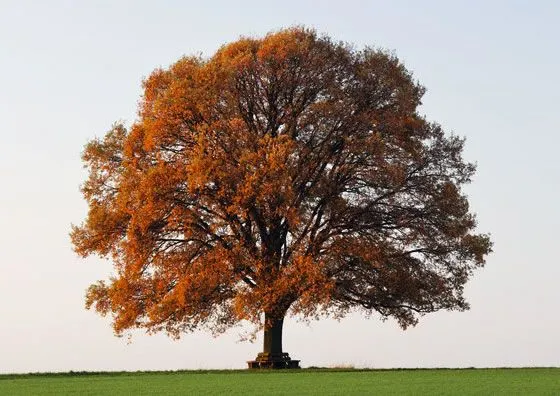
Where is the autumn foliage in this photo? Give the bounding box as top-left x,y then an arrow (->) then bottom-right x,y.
72,28 -> 491,346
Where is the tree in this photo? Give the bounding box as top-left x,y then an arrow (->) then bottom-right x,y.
71,27 -> 492,368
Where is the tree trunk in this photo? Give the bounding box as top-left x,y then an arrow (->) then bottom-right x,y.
247,312 -> 300,369
263,313 -> 283,354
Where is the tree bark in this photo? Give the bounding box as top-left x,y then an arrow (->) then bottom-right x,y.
263,313 -> 284,354
247,311 -> 300,368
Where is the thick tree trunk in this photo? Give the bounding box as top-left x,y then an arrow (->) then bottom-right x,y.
263,313 -> 283,354
246,312 -> 300,369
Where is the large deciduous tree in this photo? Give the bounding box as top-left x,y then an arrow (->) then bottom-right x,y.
71,27 -> 492,368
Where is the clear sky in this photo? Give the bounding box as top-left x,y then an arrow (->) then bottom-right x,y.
1,0 -> 559,373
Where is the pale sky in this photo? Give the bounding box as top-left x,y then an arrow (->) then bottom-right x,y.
1,0 -> 559,373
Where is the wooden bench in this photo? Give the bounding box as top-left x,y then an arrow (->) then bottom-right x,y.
247,359 -> 301,369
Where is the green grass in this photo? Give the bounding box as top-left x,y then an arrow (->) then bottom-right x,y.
0,368 -> 558,395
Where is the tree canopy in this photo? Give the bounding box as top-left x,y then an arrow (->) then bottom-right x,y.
71,27 -> 492,343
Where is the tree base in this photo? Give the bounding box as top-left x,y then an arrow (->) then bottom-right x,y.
247,352 -> 300,369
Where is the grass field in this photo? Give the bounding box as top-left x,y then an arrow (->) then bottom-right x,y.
0,368 -> 558,395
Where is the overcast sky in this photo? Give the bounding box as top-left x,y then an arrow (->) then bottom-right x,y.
1,0 -> 559,373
